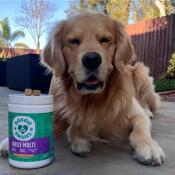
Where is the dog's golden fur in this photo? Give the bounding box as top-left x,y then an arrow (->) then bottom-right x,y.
129,62 -> 160,118
50,68 -> 133,140
42,13 -> 165,165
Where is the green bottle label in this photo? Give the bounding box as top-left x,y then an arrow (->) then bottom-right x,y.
8,112 -> 54,162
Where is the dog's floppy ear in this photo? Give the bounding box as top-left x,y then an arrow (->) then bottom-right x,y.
42,21 -> 65,77
114,21 -> 136,72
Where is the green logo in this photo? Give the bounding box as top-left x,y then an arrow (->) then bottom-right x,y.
12,116 -> 35,141
18,125 -> 28,134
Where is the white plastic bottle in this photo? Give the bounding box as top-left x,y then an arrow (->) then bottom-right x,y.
8,94 -> 54,169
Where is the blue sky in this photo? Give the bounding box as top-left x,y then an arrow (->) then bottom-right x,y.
0,0 -> 69,49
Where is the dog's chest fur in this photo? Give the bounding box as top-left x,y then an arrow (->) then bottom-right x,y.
50,74 -> 133,140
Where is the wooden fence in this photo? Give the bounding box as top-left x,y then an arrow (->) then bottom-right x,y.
1,15 -> 175,79
0,48 -> 40,59
126,14 -> 175,79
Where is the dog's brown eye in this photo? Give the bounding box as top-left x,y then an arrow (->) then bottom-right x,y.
69,38 -> 80,45
100,37 -> 110,43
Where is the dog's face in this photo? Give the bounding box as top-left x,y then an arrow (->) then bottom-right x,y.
42,13 -> 135,94
62,14 -> 116,94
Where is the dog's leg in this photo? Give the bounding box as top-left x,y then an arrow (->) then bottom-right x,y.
53,112 -> 68,139
147,93 -> 160,115
0,138 -> 9,158
144,104 -> 154,119
129,99 -> 165,165
67,126 -> 91,157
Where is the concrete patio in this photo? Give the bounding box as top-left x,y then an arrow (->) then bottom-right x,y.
0,87 -> 175,175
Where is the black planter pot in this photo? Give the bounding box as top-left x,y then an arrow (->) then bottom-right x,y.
6,54 -> 52,93
0,60 -> 7,86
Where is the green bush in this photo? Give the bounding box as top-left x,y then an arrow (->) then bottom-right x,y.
167,53 -> 175,78
155,79 -> 175,92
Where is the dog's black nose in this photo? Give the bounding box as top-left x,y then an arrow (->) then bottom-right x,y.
82,52 -> 102,70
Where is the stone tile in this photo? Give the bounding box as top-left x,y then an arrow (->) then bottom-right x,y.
0,87 -> 175,175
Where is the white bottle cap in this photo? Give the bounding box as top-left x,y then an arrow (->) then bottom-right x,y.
9,94 -> 53,105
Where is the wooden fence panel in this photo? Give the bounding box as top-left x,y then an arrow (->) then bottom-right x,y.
126,14 -> 175,79
0,48 -> 40,59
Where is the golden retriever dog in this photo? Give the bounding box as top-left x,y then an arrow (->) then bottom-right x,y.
0,13 -> 165,166
41,13 -> 165,165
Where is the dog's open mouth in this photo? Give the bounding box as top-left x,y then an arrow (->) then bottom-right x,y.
77,75 -> 104,91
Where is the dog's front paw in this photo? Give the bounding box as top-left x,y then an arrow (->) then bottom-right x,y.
71,137 -> 91,157
133,140 -> 165,166
0,138 -> 9,158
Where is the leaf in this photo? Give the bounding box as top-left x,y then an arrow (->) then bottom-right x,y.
106,0 -> 130,24
11,31 -> 25,42
167,52 -> 175,78
0,17 -> 11,41
14,42 -> 30,49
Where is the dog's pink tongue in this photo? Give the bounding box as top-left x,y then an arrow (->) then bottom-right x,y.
85,79 -> 99,85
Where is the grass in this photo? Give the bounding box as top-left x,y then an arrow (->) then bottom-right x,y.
154,79 -> 175,92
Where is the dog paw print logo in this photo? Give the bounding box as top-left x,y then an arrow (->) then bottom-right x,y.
12,116 -> 35,141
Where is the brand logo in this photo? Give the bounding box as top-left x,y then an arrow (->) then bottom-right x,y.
12,116 -> 35,141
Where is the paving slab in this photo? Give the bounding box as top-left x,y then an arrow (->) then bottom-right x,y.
0,87 -> 175,175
